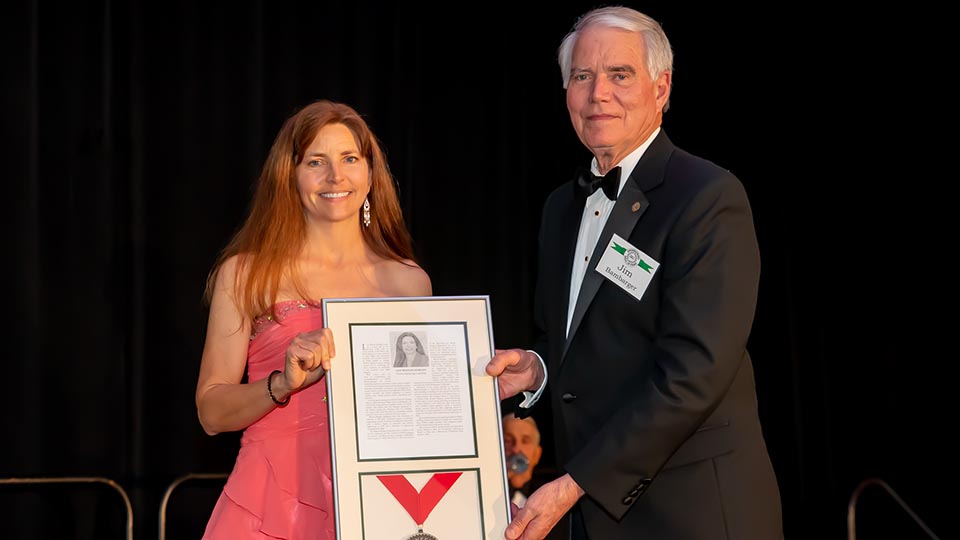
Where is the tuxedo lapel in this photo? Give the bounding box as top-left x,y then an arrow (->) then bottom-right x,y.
554,194 -> 583,355
560,130 -> 675,364
562,183 -> 649,363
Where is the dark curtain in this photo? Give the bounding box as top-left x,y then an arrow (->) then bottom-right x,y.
2,1 -> 951,539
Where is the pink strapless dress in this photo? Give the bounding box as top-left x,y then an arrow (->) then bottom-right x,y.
203,300 -> 335,540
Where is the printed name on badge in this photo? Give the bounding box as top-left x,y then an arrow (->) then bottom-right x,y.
595,233 -> 660,302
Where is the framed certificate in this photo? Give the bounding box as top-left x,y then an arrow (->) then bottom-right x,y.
323,296 -> 510,540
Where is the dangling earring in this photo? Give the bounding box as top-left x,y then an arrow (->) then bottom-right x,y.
363,197 -> 371,228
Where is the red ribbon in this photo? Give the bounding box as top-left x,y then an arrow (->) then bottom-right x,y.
377,472 -> 463,526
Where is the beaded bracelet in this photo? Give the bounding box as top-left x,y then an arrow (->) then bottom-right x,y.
267,370 -> 290,407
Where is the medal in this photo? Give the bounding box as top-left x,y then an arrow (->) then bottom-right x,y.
377,472 -> 463,539
406,529 -> 438,540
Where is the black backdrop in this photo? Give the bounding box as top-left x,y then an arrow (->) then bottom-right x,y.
2,1 -> 953,539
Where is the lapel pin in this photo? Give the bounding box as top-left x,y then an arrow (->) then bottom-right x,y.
631,202 -> 641,212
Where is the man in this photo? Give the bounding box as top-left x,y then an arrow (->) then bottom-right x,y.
502,413 -> 544,508
487,6 -> 783,540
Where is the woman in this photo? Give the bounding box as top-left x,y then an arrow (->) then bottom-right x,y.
196,100 -> 431,539
393,331 -> 429,367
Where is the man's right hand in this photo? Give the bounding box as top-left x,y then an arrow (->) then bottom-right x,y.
486,349 -> 543,400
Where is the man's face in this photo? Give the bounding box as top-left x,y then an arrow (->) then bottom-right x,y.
565,25 -> 670,164
503,416 -> 543,489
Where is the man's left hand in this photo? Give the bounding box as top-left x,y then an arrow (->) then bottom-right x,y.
504,474 -> 583,540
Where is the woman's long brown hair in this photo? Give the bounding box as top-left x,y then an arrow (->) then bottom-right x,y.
205,100 -> 416,322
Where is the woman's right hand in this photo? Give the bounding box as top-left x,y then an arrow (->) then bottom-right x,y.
281,328 -> 335,394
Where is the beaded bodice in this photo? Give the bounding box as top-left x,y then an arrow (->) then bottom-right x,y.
250,299 -> 322,341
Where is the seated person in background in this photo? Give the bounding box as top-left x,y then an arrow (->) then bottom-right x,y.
502,412 -> 543,508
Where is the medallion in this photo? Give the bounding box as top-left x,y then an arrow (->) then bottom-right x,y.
407,528 -> 439,540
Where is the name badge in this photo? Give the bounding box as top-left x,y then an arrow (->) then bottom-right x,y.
595,233 -> 659,302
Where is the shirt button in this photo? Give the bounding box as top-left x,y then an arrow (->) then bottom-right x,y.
595,210 -> 600,216
584,256 -> 589,262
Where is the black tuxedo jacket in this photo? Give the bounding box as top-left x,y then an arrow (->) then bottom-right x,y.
528,131 -> 782,539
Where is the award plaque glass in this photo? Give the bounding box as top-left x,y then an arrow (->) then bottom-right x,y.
323,296 -> 511,539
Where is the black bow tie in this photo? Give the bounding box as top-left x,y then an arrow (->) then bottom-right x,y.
575,166 -> 621,202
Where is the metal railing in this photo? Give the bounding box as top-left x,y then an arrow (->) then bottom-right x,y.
158,472 -> 228,540
847,477 -> 940,540
0,476 -> 133,540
